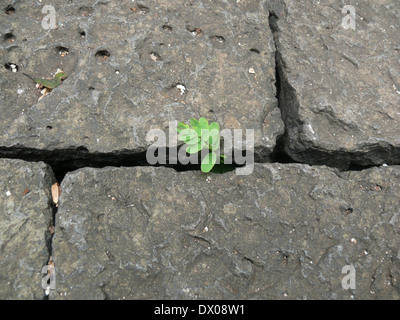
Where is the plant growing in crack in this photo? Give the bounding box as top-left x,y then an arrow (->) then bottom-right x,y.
177,117 -> 226,173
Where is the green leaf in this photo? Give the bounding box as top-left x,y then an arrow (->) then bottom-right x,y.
186,141 -> 203,154
177,122 -> 189,133
209,122 -> 220,133
200,128 -> 210,144
201,151 -> 217,173
199,117 -> 209,130
178,129 -> 199,144
190,118 -> 200,128
190,118 -> 202,137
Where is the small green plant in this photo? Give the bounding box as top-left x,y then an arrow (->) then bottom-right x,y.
177,117 -> 226,173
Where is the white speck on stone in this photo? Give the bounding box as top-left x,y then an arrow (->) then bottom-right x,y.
382,163 -> 388,167
351,238 -> 357,244
176,84 -> 186,95
17,88 -> 24,94
115,70 -> 120,74
249,67 -> 255,74
204,226 -> 208,232
6,191 -> 11,197
306,123 -> 315,135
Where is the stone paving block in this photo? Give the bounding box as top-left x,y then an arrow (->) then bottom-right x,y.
52,164 -> 400,299
269,0 -> 400,167
1,0 -> 283,161
0,159 -> 55,299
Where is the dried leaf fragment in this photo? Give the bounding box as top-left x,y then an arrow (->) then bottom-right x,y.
51,182 -> 61,207
48,225 -> 55,234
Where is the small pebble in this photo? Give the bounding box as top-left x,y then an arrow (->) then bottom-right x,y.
176,84 -> 186,95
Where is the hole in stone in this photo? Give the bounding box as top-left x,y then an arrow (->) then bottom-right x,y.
46,126 -> 53,130
283,254 -> 289,265
137,3 -> 150,14
186,25 -> 202,35
250,48 -> 260,54
79,6 -> 93,17
79,30 -> 86,37
149,51 -> 161,62
4,5 -> 15,15
56,46 -> 69,56
4,62 -> 18,72
88,86 -> 95,90
210,35 -> 226,47
3,33 -> 16,43
340,206 -> 353,215
162,25 -> 172,32
165,83 -> 187,100
372,185 -> 382,191
95,50 -> 110,61
209,109 -> 214,113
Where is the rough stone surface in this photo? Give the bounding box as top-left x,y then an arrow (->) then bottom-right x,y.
1,0 -> 400,301
0,159 -> 55,299
52,164 -> 400,299
0,0 -> 283,160
270,0 -> 400,168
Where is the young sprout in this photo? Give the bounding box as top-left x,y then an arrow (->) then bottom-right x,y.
177,117 -> 226,173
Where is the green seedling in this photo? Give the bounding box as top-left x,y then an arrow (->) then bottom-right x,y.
177,117 -> 226,173
23,70 -> 67,89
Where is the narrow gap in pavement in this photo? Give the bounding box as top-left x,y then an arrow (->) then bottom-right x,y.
268,9 -> 305,167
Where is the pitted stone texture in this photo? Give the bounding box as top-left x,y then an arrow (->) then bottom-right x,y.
0,0 -> 282,160
52,164 -> 400,299
0,159 -> 55,299
270,0 -> 400,168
